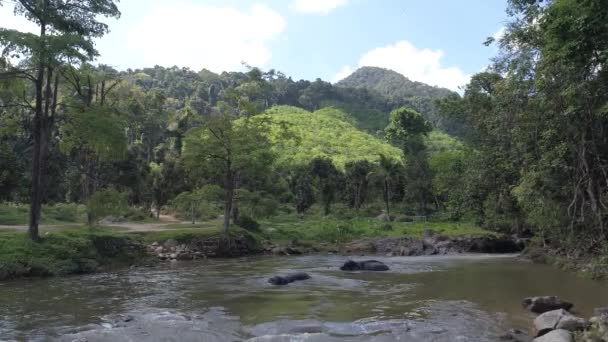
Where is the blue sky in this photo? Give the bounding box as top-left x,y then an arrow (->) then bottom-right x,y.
0,0 -> 509,90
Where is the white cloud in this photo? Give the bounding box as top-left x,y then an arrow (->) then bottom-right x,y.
331,65 -> 354,83
293,0 -> 348,15
97,1 -> 286,72
332,40 -> 470,91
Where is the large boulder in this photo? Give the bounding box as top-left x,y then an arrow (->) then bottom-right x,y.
340,260 -> 389,271
523,296 -> 573,314
268,272 -> 311,286
533,329 -> 572,342
534,309 -> 587,337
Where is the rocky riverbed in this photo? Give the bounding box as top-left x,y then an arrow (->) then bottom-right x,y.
146,231 -> 526,261
501,296 -> 608,341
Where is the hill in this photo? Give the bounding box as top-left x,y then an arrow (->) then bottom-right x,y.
337,66 -> 454,100
256,106 -> 403,169
335,67 -> 464,135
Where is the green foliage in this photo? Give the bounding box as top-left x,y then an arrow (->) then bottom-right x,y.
60,106 -> 127,160
171,185 -> 224,222
87,188 -> 128,224
0,203 -> 86,225
261,105 -> 402,169
336,66 -> 462,133
259,213 -> 492,243
236,215 -> 260,231
310,157 -> 342,215
0,230 -> 143,280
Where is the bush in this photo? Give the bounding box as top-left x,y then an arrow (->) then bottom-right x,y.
43,203 -> 85,223
379,223 -> 393,231
87,188 -> 128,224
236,215 -> 260,231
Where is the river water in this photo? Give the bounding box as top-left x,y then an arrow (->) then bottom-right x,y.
1,254 -> 607,341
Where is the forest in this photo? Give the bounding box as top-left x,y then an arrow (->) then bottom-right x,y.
2,0 -> 608,341
0,0 -> 607,263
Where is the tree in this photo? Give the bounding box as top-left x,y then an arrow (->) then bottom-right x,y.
376,154 -> 402,217
385,108 -> 433,214
171,185 -> 223,224
183,114 -> 274,232
309,157 -> 341,215
150,157 -> 186,219
288,166 -> 315,217
344,160 -> 374,211
0,0 -> 120,240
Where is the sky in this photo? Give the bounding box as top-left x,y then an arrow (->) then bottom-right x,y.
0,0 -> 509,91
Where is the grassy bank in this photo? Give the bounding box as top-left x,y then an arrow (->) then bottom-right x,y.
0,204 -> 87,225
0,229 -> 146,280
0,203 -> 156,225
0,212 -> 492,281
0,224 -> 261,280
257,213 -> 492,245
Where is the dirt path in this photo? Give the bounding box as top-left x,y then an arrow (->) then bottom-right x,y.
0,220 -> 191,233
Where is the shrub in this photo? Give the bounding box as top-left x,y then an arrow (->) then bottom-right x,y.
236,215 -> 260,231
87,188 -> 128,225
379,223 -> 393,231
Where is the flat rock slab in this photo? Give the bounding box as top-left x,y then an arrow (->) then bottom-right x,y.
533,329 -> 572,342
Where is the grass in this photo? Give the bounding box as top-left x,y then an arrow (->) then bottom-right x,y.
0,203 -> 87,225
258,213 -> 493,244
0,229 -> 146,280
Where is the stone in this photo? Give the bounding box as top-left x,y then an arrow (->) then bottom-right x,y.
169,253 -> 178,259
154,246 -> 163,254
523,296 -> 574,314
534,309 -> 587,336
176,252 -> 193,260
500,329 -> 533,342
151,242 -> 159,247
594,307 -> 608,317
555,315 -> 588,331
164,239 -> 178,249
340,260 -> 389,271
533,329 -> 572,342
268,272 -> 311,285
271,247 -> 288,255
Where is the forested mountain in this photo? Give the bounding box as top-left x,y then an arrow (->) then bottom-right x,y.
337,66 -> 454,100
113,65 -> 463,134
336,67 -> 464,134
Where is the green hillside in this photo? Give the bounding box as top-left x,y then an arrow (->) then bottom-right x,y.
256,106 -> 403,169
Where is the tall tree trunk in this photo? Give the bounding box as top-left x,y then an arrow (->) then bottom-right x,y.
223,167 -> 234,233
28,20 -> 47,242
231,172 -> 240,223
383,179 -> 390,217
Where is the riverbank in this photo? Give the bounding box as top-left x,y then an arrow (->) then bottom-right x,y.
0,227 -> 260,280
524,240 -> 608,281
0,216 -> 523,281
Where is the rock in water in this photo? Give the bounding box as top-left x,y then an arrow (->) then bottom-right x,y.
533,329 -> 572,342
500,329 -> 533,342
522,296 -> 573,314
340,260 -> 389,271
268,272 -> 311,285
534,309 -> 587,337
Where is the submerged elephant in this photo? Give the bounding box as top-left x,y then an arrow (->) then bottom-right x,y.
268,272 -> 311,285
340,260 -> 389,271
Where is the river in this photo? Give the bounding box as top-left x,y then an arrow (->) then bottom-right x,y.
1,254 -> 607,341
